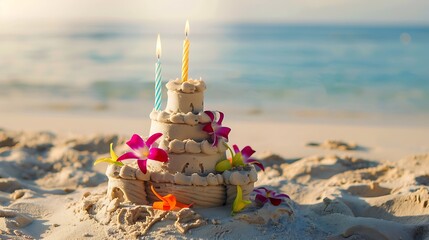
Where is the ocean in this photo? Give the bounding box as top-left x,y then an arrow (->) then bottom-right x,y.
1,23 -> 428,124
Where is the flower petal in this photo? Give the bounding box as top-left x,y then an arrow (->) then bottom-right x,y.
212,134 -> 219,146
94,157 -> 124,167
112,161 -> 125,167
137,159 -> 148,174
151,185 -> 192,211
233,144 -> 240,154
117,152 -> 140,161
151,185 -> 164,200
253,187 -> 269,195
151,185 -> 174,210
146,133 -> 163,147
232,152 -> 245,167
241,146 -> 255,159
204,111 -> 215,121
109,143 -> 118,161
153,201 -> 168,210
269,197 -> 283,206
255,187 -> 269,192
127,134 -> 145,151
253,162 -> 265,171
202,123 -> 214,133
235,200 -> 251,213
246,159 -> 265,171
163,194 -> 177,210
94,157 -> 115,166
255,194 -> 269,206
215,159 -> 232,172
272,193 -> 290,199
232,185 -> 251,214
217,111 -> 225,125
176,202 -> 193,209
215,127 -> 231,140
147,148 -> 169,162
234,185 -> 243,204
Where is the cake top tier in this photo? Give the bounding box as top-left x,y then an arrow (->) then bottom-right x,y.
166,78 -> 206,93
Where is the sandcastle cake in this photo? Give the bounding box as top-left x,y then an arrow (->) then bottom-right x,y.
94,21 -> 268,212
103,78 -> 260,208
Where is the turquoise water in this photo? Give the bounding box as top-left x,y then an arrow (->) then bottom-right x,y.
0,23 -> 428,122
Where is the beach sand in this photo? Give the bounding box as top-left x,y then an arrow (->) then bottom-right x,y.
1,114 -> 429,239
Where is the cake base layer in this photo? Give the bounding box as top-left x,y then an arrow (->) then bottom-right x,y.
105,155 -> 257,208
107,176 -> 255,208
108,177 -> 148,205
147,182 -> 227,208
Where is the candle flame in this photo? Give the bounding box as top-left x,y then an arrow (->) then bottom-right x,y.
156,34 -> 161,59
185,20 -> 190,37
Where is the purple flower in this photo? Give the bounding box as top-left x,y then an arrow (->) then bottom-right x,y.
232,145 -> 264,171
253,187 -> 290,206
202,111 -> 231,146
215,144 -> 264,172
117,133 -> 168,174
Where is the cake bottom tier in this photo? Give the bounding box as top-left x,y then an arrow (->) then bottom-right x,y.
108,177 -> 148,205
147,182 -> 254,208
148,182 -> 226,208
107,176 -> 254,208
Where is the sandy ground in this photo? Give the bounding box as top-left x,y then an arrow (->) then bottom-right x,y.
1,114 -> 429,239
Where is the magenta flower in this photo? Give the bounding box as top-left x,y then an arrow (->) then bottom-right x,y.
232,145 -> 264,171
117,133 -> 168,174
202,111 -> 231,146
216,144 -> 264,172
253,187 -> 290,206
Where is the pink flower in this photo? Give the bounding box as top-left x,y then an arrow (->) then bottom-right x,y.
253,187 -> 289,206
232,145 -> 264,171
202,111 -> 231,146
117,133 -> 168,174
215,144 -> 264,172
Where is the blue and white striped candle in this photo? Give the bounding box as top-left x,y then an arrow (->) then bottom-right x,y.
154,34 -> 162,111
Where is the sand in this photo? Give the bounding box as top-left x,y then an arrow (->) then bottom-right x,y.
1,117 -> 429,239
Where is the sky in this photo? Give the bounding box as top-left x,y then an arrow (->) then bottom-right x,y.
1,0 -> 429,25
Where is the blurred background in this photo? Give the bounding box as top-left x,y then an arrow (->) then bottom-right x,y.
1,0 -> 429,128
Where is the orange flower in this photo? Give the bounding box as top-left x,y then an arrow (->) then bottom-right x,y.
150,185 -> 192,211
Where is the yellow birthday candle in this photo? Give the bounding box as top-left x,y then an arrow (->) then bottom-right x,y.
181,20 -> 190,82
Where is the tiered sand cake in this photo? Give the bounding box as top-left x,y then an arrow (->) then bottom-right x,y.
106,78 -> 258,207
